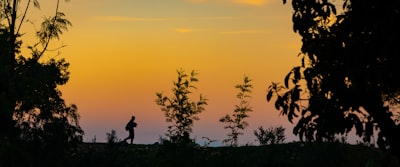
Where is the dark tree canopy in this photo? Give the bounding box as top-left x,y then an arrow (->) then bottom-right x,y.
268,0 -> 400,156
0,0 -> 83,149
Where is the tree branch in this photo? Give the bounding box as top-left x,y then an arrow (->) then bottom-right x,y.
16,0 -> 31,35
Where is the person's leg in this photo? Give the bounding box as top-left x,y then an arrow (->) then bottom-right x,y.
128,130 -> 134,144
123,136 -> 129,142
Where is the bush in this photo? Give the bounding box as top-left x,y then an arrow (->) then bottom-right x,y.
106,129 -> 120,144
254,126 -> 286,145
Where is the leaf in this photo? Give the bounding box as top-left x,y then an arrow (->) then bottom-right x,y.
275,96 -> 283,110
33,0 -> 41,9
284,71 -> 291,88
288,103 -> 299,123
301,109 -> 307,116
328,3 -> 336,15
285,104 -> 293,123
293,103 -> 300,112
291,86 -> 300,101
266,90 -> 273,101
293,67 -> 301,82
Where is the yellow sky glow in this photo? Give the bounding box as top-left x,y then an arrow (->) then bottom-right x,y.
19,0 -> 307,145
185,0 -> 270,6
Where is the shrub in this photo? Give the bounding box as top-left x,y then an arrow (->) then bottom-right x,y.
254,126 -> 286,145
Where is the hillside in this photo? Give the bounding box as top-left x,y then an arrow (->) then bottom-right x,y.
75,142 -> 399,167
2,141 -> 399,167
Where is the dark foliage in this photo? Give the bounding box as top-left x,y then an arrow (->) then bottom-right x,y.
254,126 -> 286,145
107,129 -> 120,144
0,0 -> 83,152
268,0 -> 400,157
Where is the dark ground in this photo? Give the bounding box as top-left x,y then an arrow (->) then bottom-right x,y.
1,142 -> 399,167
75,142 -> 399,167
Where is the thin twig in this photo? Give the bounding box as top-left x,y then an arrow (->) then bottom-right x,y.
16,0 -> 31,35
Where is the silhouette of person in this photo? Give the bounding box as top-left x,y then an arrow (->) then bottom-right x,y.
123,116 -> 137,144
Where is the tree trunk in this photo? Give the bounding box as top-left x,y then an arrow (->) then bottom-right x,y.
0,0 -> 18,141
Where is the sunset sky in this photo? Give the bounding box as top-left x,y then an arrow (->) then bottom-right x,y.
20,0 -> 310,145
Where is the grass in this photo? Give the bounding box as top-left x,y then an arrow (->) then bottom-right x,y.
2,142 -> 399,167
74,142 -> 399,167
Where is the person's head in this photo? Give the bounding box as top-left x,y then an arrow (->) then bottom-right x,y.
131,116 -> 135,120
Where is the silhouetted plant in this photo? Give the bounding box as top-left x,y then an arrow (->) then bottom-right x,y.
254,126 -> 286,145
220,75 -> 253,146
269,0 -> 400,157
91,135 -> 97,143
156,69 -> 208,145
107,129 -> 120,144
0,0 -> 83,152
158,135 -> 170,145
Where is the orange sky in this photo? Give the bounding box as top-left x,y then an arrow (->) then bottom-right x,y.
20,0 -> 307,145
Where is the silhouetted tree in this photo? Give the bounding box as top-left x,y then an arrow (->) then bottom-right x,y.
0,0 -> 83,148
107,129 -> 120,144
220,76 -> 253,146
156,69 -> 207,145
254,126 -> 286,145
268,0 -> 400,156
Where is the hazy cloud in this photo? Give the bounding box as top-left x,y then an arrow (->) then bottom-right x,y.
174,28 -> 207,33
94,16 -> 169,22
234,0 -> 269,6
94,16 -> 233,22
175,28 -> 194,33
184,0 -> 270,6
184,0 -> 208,3
221,30 -> 267,34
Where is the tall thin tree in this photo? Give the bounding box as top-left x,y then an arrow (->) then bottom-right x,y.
156,69 -> 207,145
220,75 -> 253,146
